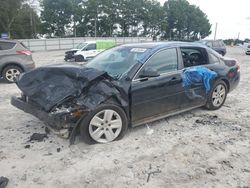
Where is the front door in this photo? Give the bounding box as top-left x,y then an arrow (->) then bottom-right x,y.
131,48 -> 184,124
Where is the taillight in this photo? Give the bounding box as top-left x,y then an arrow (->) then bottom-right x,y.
16,50 -> 32,56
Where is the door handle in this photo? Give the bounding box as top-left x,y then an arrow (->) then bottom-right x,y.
169,77 -> 177,82
169,77 -> 182,84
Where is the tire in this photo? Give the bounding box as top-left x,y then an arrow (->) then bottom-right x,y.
79,104 -> 128,144
75,55 -> 85,62
205,80 -> 228,110
2,65 -> 23,83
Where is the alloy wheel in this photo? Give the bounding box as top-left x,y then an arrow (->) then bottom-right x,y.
5,68 -> 20,82
212,84 -> 226,107
89,109 -> 122,143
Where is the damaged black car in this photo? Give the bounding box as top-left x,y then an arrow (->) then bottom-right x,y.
11,42 -> 240,144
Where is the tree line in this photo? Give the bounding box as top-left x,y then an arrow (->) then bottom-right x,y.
0,0 -> 212,40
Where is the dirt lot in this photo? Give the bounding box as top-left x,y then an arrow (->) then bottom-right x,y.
0,47 -> 250,188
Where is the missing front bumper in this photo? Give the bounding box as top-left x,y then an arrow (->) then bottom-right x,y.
11,96 -> 72,131
11,96 -> 87,144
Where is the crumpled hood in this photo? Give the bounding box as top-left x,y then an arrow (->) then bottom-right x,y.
16,64 -> 108,112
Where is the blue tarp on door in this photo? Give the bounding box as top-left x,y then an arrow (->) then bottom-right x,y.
181,66 -> 217,93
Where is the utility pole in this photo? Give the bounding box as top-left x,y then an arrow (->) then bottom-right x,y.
214,22 -> 218,40
29,0 -> 36,38
237,32 -> 240,40
94,14 -> 97,39
30,10 -> 33,38
94,1 -> 98,39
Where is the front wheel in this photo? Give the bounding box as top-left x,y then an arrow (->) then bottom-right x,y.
80,105 -> 128,144
205,80 -> 228,110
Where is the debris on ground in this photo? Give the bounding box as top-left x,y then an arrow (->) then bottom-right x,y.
206,167 -> 217,175
219,160 -> 234,169
57,148 -> 61,152
24,144 -> 30,149
146,164 -> 161,183
21,174 -> 27,181
0,176 -> 9,188
195,115 -> 219,125
241,169 -> 250,173
29,133 -> 48,142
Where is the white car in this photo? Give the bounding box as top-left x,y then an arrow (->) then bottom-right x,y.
73,41 -> 115,62
74,41 -> 100,62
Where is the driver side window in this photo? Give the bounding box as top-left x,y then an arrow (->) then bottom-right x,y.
140,48 -> 178,76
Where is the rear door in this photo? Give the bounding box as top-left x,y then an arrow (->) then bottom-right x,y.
179,47 -> 210,109
131,48 -> 184,123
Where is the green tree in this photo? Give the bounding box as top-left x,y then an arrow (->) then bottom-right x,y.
40,0 -> 73,37
140,0 -> 164,38
163,0 -> 211,40
0,0 -> 23,37
11,4 -> 41,39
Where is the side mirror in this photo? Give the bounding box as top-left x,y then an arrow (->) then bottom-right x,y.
139,67 -> 160,78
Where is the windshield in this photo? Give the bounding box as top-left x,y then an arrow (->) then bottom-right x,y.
76,43 -> 88,49
86,46 -> 150,79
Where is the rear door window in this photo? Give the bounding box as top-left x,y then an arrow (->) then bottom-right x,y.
180,47 -> 208,67
0,41 -> 16,50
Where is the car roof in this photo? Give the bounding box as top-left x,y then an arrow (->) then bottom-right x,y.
120,41 -> 209,64
122,41 -> 207,50
199,39 -> 223,42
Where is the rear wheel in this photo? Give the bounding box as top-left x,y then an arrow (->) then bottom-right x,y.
80,105 -> 128,144
2,65 -> 23,83
205,80 -> 228,110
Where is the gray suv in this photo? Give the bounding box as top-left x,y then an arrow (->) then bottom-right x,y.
0,39 -> 35,83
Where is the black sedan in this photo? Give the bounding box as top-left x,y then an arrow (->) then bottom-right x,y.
11,42 -> 240,144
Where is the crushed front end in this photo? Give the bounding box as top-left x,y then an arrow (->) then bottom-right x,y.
11,93 -> 89,139
11,64 -> 129,143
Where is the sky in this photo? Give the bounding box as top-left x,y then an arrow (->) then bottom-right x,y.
159,0 -> 250,40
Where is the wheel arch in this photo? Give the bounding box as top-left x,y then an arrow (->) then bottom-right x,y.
220,78 -> 230,91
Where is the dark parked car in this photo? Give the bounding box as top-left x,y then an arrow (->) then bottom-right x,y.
245,44 -> 250,55
0,39 -> 35,83
11,42 -> 240,144
198,40 -> 227,56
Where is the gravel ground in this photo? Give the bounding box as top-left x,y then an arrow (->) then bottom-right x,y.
0,47 -> 250,188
